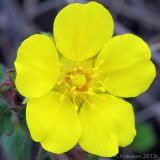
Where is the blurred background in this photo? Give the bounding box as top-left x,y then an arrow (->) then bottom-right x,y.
0,0 -> 160,160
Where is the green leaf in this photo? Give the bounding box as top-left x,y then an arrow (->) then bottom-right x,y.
0,118 -> 4,136
0,98 -> 9,110
8,70 -> 16,82
132,122 -> 157,153
86,154 -> 99,160
18,107 -> 29,131
4,118 -> 14,136
0,126 -> 32,160
0,64 -> 4,83
0,98 -> 14,136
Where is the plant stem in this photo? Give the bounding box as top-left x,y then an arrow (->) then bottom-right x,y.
36,147 -> 43,160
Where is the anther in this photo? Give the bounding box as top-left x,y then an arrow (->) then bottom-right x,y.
69,74 -> 74,79
88,87 -> 93,92
78,66 -> 83,70
71,86 -> 76,92
92,74 -> 98,78
73,90 -> 77,95
87,88 -> 95,95
73,104 -> 78,112
99,87 -> 106,92
57,80 -> 62,85
73,67 -> 78,72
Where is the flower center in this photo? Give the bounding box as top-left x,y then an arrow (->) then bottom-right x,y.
65,66 -> 91,93
71,73 -> 87,88
55,63 -> 106,106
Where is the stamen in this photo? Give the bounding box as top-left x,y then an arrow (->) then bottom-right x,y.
70,75 -> 74,79
93,94 -> 110,103
90,66 -> 99,71
72,96 -> 78,111
97,80 -> 104,86
73,104 -> 78,112
60,90 -> 66,101
73,90 -> 77,95
88,87 -> 95,95
94,86 -> 106,92
73,67 -> 78,72
78,66 -> 83,70
56,80 -> 62,85
71,86 -> 76,92
79,94 -> 95,109
92,74 -> 98,78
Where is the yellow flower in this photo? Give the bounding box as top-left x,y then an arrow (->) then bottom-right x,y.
14,2 -> 156,157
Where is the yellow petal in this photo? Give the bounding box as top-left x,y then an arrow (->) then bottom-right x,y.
95,34 -> 156,97
54,2 -> 114,62
15,34 -> 60,98
26,92 -> 81,153
79,94 -> 136,157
